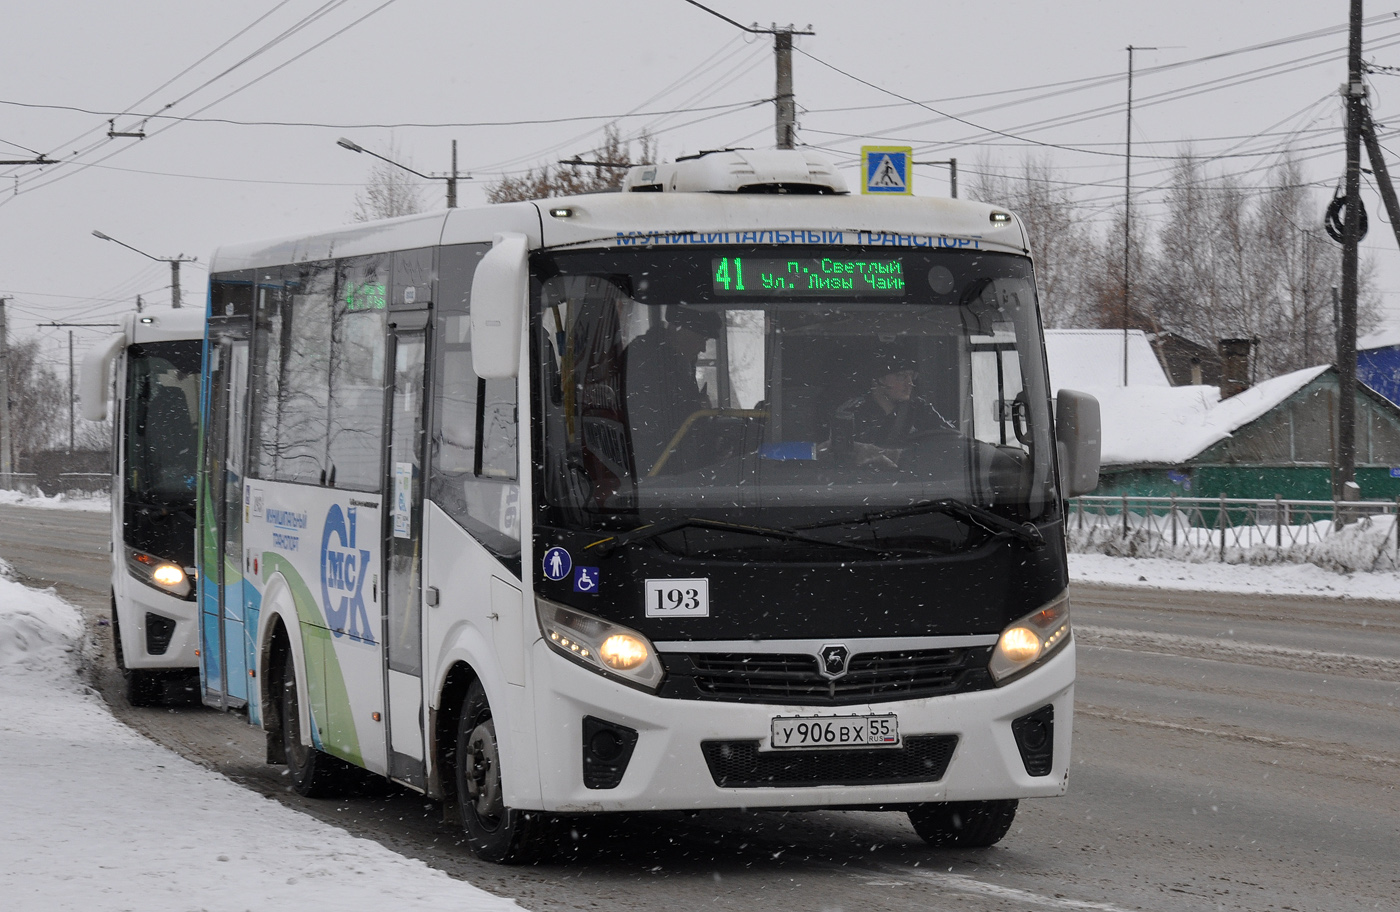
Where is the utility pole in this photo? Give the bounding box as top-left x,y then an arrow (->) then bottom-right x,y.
68,331 -> 75,456
1123,45 -> 1156,387
1337,0 -> 1364,500
914,158 -> 958,197
774,29 -> 796,149
682,4 -> 812,150
0,297 -> 11,484
448,139 -> 458,209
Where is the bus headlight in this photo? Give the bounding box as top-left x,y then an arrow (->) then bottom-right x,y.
125,547 -> 194,600
988,593 -> 1071,684
536,598 -> 664,692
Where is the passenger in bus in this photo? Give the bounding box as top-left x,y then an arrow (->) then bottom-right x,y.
622,307 -> 720,475
835,353 -> 955,469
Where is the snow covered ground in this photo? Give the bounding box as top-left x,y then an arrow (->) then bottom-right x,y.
0,564 -> 518,911
0,488 -> 109,512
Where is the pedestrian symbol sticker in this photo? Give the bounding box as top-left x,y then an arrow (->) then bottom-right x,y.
542,546 -> 572,581
574,567 -> 599,594
861,145 -> 913,195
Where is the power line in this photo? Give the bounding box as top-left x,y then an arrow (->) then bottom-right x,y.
0,0 -> 403,204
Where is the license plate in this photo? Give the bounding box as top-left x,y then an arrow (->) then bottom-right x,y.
770,713 -> 900,750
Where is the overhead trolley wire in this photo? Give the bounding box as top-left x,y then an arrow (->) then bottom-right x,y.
0,0 -> 402,206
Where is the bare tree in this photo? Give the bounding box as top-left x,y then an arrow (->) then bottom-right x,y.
351,141 -> 426,222
5,338 -> 66,466
969,157 -> 1099,327
487,124 -> 654,203
1140,153 -> 1381,376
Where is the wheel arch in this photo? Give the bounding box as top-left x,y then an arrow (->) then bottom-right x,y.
255,572 -> 309,762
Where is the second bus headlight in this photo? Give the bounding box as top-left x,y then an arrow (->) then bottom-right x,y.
124,546 -> 193,600
536,598 -> 664,692
988,593 -> 1071,684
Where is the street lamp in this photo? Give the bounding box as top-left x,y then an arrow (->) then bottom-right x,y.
91,230 -> 196,308
337,137 -> 462,208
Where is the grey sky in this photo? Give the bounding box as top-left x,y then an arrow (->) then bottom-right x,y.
3,1 -> 1395,370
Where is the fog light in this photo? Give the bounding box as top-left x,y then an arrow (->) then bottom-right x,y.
599,634 -> 648,670
1012,705 -> 1055,776
582,716 -> 639,789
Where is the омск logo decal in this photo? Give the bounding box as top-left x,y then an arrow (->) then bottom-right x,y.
321,504 -> 375,643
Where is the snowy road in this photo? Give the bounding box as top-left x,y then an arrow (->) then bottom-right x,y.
2,502 -> 1397,911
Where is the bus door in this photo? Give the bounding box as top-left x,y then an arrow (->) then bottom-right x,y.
202,330 -> 251,709
383,315 -> 428,788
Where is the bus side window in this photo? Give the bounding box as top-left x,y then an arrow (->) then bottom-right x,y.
431,244 -> 520,556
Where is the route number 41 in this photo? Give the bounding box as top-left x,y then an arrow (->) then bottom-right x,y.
644,578 -> 709,617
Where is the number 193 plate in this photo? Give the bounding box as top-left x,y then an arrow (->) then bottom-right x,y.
770,713 -> 900,750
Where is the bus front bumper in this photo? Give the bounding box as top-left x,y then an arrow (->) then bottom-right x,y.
528,637 -> 1075,813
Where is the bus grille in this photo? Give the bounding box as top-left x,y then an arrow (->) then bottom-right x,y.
658,647 -> 994,705
701,735 -> 958,788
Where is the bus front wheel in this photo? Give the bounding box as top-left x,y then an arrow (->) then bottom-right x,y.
112,598 -> 161,707
455,681 -> 545,864
279,649 -> 353,798
908,799 -> 1018,848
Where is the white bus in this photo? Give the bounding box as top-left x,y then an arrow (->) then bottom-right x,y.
81,308 -> 206,705
196,149 -> 1100,863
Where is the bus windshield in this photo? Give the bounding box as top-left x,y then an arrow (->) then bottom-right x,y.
124,339 -> 202,563
535,246 -> 1058,539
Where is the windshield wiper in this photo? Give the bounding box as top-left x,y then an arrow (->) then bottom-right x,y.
796,498 -> 1046,548
583,517 -> 925,557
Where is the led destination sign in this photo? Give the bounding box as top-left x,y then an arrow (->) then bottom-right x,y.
712,256 -> 905,296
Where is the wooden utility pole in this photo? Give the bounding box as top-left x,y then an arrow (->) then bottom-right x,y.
775,29 -> 797,149
681,4 -> 811,150
1337,0 -> 1364,499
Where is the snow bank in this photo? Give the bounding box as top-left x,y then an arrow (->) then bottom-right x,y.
1070,552 -> 1400,600
0,572 -> 519,912
0,488 -> 110,512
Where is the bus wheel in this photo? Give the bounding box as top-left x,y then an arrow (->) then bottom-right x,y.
280,650 -> 352,798
112,600 -> 161,707
908,799 -> 1018,848
456,681 -> 545,864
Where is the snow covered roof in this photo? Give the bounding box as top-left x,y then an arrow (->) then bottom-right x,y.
1071,364 -> 1330,465
1044,329 -> 1170,391
1359,325 -> 1400,351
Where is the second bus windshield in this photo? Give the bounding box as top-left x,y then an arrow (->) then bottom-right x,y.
536,246 -> 1056,531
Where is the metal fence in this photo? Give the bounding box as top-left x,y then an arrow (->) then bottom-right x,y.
1068,494 -> 1400,571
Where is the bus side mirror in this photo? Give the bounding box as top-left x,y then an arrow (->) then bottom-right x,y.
1055,389 -> 1101,497
78,332 -> 128,422
470,232 -> 529,379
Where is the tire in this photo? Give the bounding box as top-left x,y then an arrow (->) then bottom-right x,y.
455,681 -> 547,864
908,799 -> 1018,848
279,648 -> 354,798
112,600 -> 162,708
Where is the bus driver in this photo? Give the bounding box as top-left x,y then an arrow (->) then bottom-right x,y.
836,352 -> 955,469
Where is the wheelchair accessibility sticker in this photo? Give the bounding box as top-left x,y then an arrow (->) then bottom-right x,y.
573,566 -> 599,595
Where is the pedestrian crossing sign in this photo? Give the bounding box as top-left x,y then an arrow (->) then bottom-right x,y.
861,146 -> 912,195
